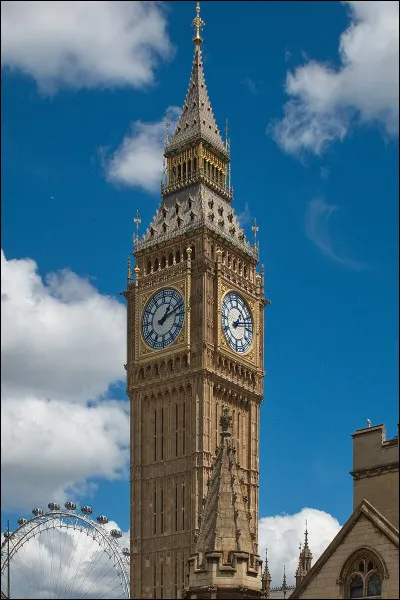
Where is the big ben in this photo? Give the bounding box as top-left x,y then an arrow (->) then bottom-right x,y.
124,4 -> 266,598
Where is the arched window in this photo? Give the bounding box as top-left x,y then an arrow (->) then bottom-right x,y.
168,253 -> 173,266
341,549 -> 385,599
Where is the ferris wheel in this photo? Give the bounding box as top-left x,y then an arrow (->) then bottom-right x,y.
1,502 -> 130,599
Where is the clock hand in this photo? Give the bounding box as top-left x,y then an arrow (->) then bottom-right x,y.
164,301 -> 183,320
233,318 -> 251,328
158,302 -> 183,325
158,305 -> 172,325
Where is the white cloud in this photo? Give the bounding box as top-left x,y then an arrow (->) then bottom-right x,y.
271,1 -> 399,155
1,1 -> 172,93
259,507 -> 342,587
1,250 -> 129,511
2,518 -> 130,598
305,198 -> 366,270
105,105 -> 181,193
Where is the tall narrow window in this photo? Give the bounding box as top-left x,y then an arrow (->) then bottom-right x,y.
215,404 -> 218,448
181,483 -> 185,530
174,556 -> 178,598
175,404 -> 179,457
182,401 -> 186,456
153,487 -> 157,535
174,485 -> 178,531
237,412 -> 240,455
153,562 -> 157,599
160,562 -> 164,600
154,409 -> 157,462
182,554 -> 186,591
160,486 -> 164,534
161,407 -> 164,460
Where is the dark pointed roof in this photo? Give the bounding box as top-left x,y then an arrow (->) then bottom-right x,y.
165,6 -> 228,158
196,408 -> 256,557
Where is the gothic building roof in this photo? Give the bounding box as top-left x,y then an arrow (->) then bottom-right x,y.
196,411 -> 256,558
289,499 -> 399,599
165,43 -> 228,158
133,2 -> 258,261
135,182 -> 257,259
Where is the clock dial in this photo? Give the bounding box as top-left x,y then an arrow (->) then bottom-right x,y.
142,288 -> 185,350
221,291 -> 253,353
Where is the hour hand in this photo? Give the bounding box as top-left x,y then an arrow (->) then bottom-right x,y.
158,306 -> 171,325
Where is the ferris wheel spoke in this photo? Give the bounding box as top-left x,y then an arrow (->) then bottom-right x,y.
82,554 -> 119,600
94,569 -> 124,600
74,538 -> 107,598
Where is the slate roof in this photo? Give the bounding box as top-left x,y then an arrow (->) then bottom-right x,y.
165,44 -> 228,158
196,433 -> 256,558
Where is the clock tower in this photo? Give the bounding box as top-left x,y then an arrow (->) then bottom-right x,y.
125,4 -> 266,598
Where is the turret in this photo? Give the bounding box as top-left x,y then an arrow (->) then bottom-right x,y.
295,521 -> 313,587
261,549 -> 272,597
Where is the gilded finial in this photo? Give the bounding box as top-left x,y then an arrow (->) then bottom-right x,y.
134,209 -> 141,244
192,2 -> 205,50
252,218 -> 259,247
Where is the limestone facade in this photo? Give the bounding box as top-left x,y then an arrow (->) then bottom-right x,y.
289,424 -> 399,599
125,5 -> 265,598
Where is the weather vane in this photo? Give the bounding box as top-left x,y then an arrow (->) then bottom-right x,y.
252,218 -> 259,247
134,209 -> 141,244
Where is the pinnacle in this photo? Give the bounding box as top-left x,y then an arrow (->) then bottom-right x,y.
166,45 -> 228,157
195,416 -> 255,558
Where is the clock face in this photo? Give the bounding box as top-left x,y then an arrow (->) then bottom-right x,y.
142,288 -> 185,350
221,291 -> 253,353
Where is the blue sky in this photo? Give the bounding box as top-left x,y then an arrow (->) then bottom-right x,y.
1,0 -> 398,586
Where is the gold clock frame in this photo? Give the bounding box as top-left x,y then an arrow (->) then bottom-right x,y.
137,279 -> 188,361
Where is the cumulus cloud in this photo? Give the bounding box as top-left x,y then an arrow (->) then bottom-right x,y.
271,1 -> 399,155
1,1 -> 172,93
2,518 -> 130,598
104,105 -> 181,193
305,198 -> 366,270
1,250 -> 129,511
259,507 -> 342,587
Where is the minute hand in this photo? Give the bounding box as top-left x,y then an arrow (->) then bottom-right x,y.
233,319 -> 251,327
164,302 -> 183,320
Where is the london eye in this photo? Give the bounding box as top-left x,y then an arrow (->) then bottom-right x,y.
1,502 -> 130,599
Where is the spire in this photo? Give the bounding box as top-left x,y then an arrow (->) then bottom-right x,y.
261,548 -> 272,597
282,565 -> 288,600
186,407 -> 262,597
295,521 -> 313,588
195,407 -> 255,556
166,3 -> 227,157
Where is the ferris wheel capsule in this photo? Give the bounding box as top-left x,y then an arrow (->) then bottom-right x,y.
17,518 -> 28,526
64,501 -> 77,510
81,505 -> 93,515
32,508 -> 44,517
110,529 -> 122,538
97,515 -> 109,524
48,502 -> 60,511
